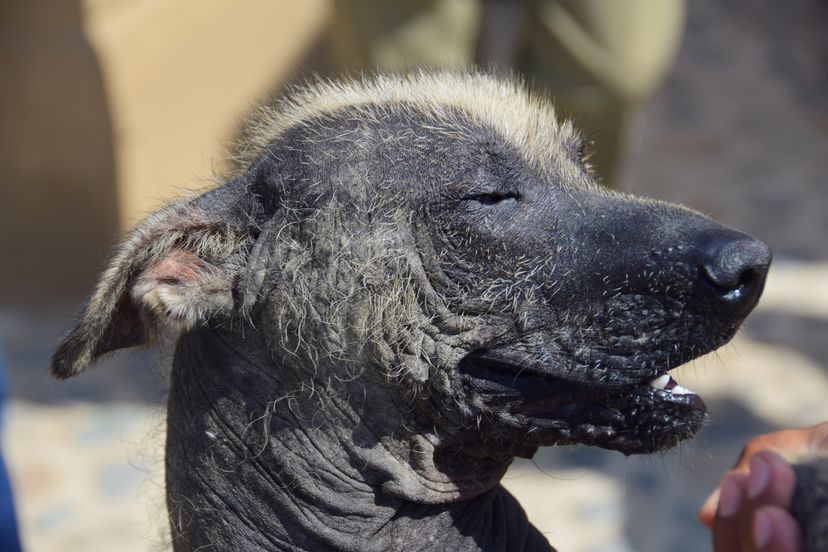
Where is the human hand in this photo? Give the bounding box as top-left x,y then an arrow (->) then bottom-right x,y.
698,423 -> 828,551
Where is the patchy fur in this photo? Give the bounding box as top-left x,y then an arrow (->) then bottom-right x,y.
238,71 -> 581,178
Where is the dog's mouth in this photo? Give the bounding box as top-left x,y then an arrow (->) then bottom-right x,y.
458,351 -> 707,455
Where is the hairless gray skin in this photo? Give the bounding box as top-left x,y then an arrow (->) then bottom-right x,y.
51,72 -> 820,551
792,458 -> 828,551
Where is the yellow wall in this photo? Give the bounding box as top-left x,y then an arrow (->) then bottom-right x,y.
0,1 -> 330,306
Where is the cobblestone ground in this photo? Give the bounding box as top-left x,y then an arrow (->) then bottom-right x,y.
2,0 -> 827,550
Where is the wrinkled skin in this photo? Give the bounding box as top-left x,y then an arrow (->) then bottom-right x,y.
53,77 -> 781,551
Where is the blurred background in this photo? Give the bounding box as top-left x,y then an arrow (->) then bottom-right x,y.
1,0 -> 827,550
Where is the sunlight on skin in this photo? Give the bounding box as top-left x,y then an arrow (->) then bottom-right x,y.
698,423 -> 828,551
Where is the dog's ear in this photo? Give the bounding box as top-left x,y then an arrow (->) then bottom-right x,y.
51,202 -> 253,379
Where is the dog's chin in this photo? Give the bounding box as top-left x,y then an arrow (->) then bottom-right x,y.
458,354 -> 708,455
523,383 -> 707,454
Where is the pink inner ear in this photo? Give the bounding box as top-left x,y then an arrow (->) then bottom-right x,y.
143,248 -> 208,286
132,245 -> 234,330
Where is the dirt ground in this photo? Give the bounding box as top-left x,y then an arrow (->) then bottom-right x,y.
2,0 -> 827,551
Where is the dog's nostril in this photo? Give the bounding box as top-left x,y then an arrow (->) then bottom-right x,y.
705,267 -> 759,306
736,267 -> 758,291
702,261 -> 759,294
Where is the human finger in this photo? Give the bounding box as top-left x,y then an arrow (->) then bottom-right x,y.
753,505 -> 802,552
713,471 -> 749,551
746,450 -> 796,509
699,487 -> 719,528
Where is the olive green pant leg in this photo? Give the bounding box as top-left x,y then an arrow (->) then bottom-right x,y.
330,0 -> 684,187
521,0 -> 686,187
330,0 -> 480,72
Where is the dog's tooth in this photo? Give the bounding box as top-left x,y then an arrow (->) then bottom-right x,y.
670,384 -> 695,395
649,374 -> 670,390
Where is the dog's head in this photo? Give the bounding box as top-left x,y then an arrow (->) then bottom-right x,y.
52,72 -> 770,457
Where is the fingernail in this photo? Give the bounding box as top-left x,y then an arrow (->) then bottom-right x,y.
754,509 -> 773,548
701,488 -> 720,511
748,455 -> 770,499
718,478 -> 741,517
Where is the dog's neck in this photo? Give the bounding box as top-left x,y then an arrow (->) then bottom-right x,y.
163,326 -> 553,552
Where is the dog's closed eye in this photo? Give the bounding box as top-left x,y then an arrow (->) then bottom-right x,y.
464,191 -> 520,205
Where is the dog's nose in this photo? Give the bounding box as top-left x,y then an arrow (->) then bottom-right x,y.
695,229 -> 771,314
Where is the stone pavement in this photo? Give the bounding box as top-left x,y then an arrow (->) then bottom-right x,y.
2,0 -> 827,550
3,402 -> 166,551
